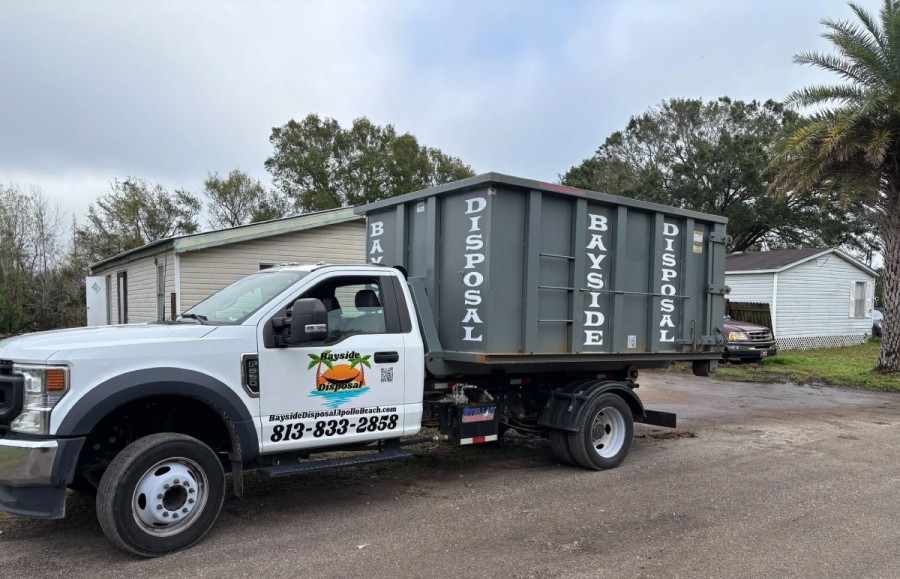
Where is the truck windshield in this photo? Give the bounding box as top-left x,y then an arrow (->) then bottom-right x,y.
179,270 -> 309,324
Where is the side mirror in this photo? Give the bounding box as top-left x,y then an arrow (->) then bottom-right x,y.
289,298 -> 328,344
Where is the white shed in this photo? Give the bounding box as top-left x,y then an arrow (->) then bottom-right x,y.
725,248 -> 877,350
88,207 -> 365,325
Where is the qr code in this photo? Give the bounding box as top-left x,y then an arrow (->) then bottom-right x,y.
381,367 -> 394,382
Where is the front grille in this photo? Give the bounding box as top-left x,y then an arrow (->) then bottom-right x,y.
748,330 -> 773,342
0,362 -> 23,424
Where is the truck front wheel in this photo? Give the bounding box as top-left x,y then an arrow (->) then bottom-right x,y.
96,433 -> 225,557
567,393 -> 633,470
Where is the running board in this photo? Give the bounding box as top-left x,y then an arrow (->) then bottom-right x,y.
638,409 -> 677,428
256,448 -> 414,478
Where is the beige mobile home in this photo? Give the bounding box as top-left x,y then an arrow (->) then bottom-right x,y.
88,208 -> 365,324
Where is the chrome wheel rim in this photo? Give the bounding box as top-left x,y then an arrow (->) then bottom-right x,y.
132,457 -> 208,537
591,406 -> 626,458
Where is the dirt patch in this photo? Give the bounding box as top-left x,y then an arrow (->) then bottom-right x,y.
636,430 -> 697,440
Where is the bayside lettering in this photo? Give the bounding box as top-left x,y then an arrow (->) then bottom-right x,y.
462,197 -> 486,342
369,221 -> 384,264
659,222 -> 679,343
584,212 -> 608,346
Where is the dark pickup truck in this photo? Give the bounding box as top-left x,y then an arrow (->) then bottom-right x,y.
723,316 -> 777,362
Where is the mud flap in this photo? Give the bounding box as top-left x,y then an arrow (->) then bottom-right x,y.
637,409 -> 677,429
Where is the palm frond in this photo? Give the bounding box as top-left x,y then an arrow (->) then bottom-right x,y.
821,18 -> 892,82
786,84 -> 867,107
884,0 -> 900,73
849,2 -> 887,48
866,127 -> 893,163
793,51 -> 875,86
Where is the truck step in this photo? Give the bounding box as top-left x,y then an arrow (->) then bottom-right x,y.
256,448 -> 414,478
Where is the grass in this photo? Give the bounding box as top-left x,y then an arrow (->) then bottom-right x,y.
713,340 -> 900,392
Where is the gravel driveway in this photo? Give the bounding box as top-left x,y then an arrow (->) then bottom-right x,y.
1,372 -> 898,578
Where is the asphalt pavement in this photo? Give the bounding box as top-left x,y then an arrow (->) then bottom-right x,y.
1,372 -> 898,578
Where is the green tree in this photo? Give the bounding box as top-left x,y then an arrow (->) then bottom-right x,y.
203,169 -> 289,229
76,178 -> 201,264
772,0 -> 900,371
0,185 -> 83,334
265,115 -> 475,212
562,97 -> 869,253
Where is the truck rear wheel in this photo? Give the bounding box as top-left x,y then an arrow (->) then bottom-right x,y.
549,429 -> 576,465
96,433 -> 225,557
567,393 -> 633,470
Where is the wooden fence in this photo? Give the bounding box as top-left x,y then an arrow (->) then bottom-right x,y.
725,301 -> 773,331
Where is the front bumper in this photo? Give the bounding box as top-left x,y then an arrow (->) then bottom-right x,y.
0,436 -> 84,518
725,342 -> 777,361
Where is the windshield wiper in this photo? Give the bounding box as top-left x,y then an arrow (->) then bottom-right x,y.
177,313 -> 209,325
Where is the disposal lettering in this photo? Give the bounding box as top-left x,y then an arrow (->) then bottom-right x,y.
462,197 -> 487,342
659,222 -> 679,343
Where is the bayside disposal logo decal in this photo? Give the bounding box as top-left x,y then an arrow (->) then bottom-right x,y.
307,350 -> 370,409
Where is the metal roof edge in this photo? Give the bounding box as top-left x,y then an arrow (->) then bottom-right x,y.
356,172 -> 729,224
89,207 -> 362,271
725,269 -> 781,275
174,207 -> 363,253
89,239 -> 176,273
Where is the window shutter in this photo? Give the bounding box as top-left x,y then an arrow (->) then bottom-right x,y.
849,281 -> 856,318
866,281 -> 874,317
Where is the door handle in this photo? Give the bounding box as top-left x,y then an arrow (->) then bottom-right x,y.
374,351 -> 399,364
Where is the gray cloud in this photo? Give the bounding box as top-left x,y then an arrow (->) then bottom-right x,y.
0,0 -> 878,221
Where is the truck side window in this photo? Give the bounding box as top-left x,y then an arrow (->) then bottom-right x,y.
299,276 -> 387,344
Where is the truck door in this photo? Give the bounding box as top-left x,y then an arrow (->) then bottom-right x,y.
257,273 -> 408,453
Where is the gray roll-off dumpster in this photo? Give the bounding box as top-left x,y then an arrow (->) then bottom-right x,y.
358,173 -> 727,378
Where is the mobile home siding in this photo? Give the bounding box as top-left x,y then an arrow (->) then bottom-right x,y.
178,221 -> 365,310
776,254 -> 874,342
723,273 -> 774,305
97,250 -> 176,324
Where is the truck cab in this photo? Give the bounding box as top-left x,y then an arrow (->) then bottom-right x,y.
0,264 -> 426,556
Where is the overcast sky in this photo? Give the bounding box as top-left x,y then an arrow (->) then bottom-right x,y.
0,0 -> 881,223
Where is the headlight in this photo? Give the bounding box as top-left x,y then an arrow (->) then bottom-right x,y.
10,364 -> 69,435
728,331 -> 749,342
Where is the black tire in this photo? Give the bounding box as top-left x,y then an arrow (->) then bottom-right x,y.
549,429 -> 577,465
96,433 -> 225,557
567,393 -> 634,471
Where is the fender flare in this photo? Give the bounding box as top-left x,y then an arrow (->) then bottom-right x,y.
55,368 -> 259,462
538,380 -> 644,432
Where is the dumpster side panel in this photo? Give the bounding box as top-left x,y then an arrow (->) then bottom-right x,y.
623,210 -> 652,352
486,189 -> 526,353
535,194 -> 575,353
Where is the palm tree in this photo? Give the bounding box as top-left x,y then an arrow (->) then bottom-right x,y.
773,0 -> 900,372
308,350 -> 334,384
348,354 -> 372,383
